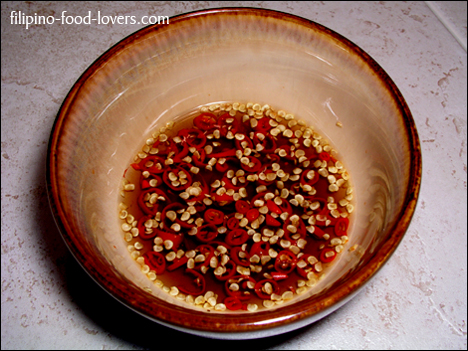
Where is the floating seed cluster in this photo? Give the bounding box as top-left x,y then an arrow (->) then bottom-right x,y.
119,102 -> 353,312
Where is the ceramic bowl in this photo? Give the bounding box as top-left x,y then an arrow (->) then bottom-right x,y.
47,8 -> 422,339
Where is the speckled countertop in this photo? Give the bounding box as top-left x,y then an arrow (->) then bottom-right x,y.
1,1 -> 466,349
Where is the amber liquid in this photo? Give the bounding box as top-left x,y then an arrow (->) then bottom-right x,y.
121,104 -> 350,310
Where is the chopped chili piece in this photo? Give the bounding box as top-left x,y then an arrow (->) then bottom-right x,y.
178,269 -> 206,295
144,252 -> 166,274
274,250 -> 297,274
254,279 -> 280,300
235,200 -> 250,214
224,296 -> 243,311
225,229 -> 249,246
334,217 -> 349,236
320,248 -> 336,263
204,209 -> 225,225
196,224 -> 218,243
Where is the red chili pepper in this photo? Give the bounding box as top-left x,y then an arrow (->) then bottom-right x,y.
224,296 -> 243,311
274,250 -> 297,274
204,209 -> 224,225
144,252 -> 166,274
225,275 -> 256,301
162,167 -> 192,191
156,229 -> 184,251
235,200 -> 250,214
320,248 -> 336,263
137,215 -> 156,240
230,247 -> 251,267
265,214 -> 281,227
249,242 -> 270,257
217,113 -> 241,136
214,260 -> 237,281
296,254 -> 314,278
192,149 -> 208,167
254,279 -> 280,300
225,229 -> 249,246
334,217 -> 349,236
193,245 -> 215,271
139,156 -> 166,174
195,224 -> 218,243
278,144 -> 295,160
172,142 -> 190,163
270,272 -> 289,281
246,209 -> 260,222
254,117 -> 272,134
185,128 -> 207,149
226,216 -> 240,230
253,133 -> 276,154
209,149 -> 238,158
319,152 -> 331,162
240,156 -> 262,173
137,188 -> 169,215
167,256 -> 189,271
235,136 -> 253,150
178,269 -> 206,295
266,200 -> 282,214
312,225 -> 325,239
193,112 -> 217,131
300,168 -> 320,186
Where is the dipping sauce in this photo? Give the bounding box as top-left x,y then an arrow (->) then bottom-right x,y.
119,102 -> 354,312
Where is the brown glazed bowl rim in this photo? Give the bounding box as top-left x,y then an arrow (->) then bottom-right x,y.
47,8 -> 422,337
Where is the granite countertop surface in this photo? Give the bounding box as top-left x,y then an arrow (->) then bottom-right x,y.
1,1 -> 466,349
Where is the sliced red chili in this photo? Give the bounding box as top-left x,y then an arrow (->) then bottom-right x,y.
137,188 -> 169,215
231,247 -> 251,267
254,117 -> 272,133
225,275 -> 256,301
319,152 -> 331,162
301,168 -> 320,186
226,216 -> 240,230
334,217 -> 349,236
296,254 -> 315,278
144,252 -> 166,274
185,128 -> 207,149
214,260 -> 236,281
254,279 -> 280,300
253,133 -> 276,154
137,215 -> 156,240
196,224 -> 218,243
266,200 -> 282,214
311,225 -> 325,239
193,112 -> 217,131
265,214 -> 281,227
139,155 -> 166,174
270,272 -> 289,281
178,269 -> 206,295
224,296 -> 243,311
225,229 -> 249,246
274,250 -> 297,274
204,209 -> 224,225
235,200 -> 250,214
167,256 -> 189,271
320,248 -> 336,263
156,229 -> 184,251
240,156 -> 262,173
162,167 -> 192,191
246,209 -> 260,222
249,242 -> 270,257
